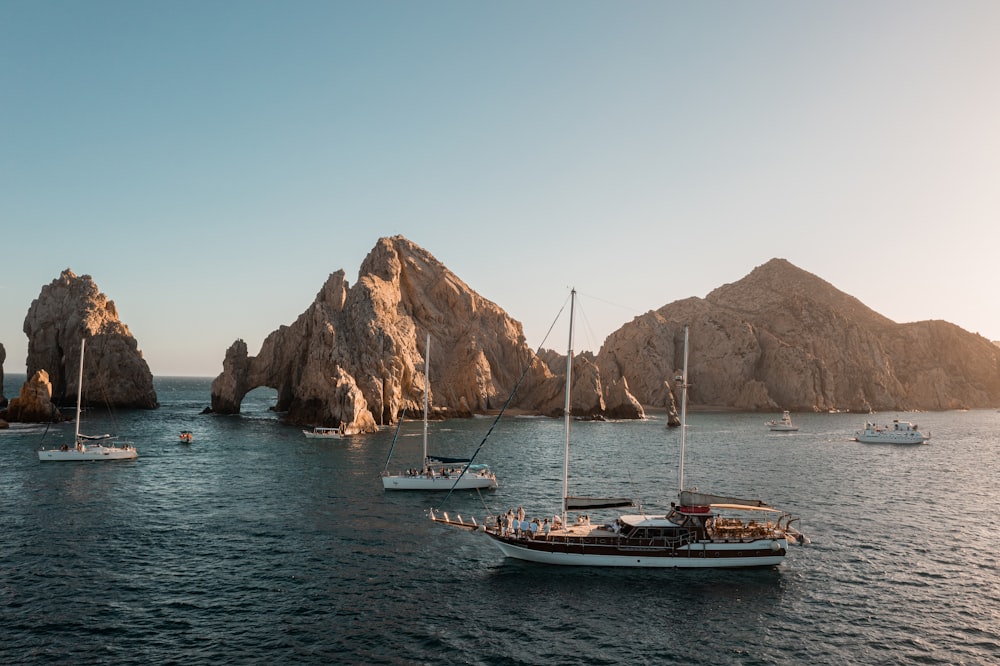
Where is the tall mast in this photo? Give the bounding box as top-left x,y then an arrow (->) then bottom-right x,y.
75,338 -> 85,444
678,325 -> 689,493
423,332 -> 430,465
562,289 -> 575,526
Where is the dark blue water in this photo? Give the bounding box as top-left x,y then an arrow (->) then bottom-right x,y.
2,376 -> 998,664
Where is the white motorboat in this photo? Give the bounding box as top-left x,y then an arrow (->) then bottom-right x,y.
432,290 -> 805,567
302,426 -> 344,439
854,419 -> 929,444
767,410 -> 799,432
37,339 -> 138,462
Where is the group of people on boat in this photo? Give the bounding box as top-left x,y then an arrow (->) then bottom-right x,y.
494,507 -> 565,539
706,516 -> 773,541
404,466 -> 464,478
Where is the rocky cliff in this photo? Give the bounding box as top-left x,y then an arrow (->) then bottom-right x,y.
20,269 -> 157,413
0,342 -> 6,408
210,236 -> 644,431
597,259 -> 1000,412
3,370 -> 61,422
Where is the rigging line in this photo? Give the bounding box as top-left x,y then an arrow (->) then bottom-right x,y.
572,289 -> 637,353
435,291 -> 573,509
474,487 -> 494,518
94,353 -> 124,435
380,409 -> 406,474
573,289 -> 641,316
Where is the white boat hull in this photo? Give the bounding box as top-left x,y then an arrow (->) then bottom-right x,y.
303,429 -> 343,439
38,445 -> 138,461
854,432 -> 928,444
487,534 -> 786,568
382,472 -> 497,490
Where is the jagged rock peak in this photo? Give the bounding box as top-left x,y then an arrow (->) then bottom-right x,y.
2,370 -> 62,423
22,269 -> 157,409
707,258 -> 893,327
211,236 -> 643,430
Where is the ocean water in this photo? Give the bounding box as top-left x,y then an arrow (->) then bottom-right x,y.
1,375 -> 998,665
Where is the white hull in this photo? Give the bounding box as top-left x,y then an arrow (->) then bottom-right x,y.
382,472 -> 497,490
855,432 -> 928,444
38,445 -> 138,461
488,535 -> 786,568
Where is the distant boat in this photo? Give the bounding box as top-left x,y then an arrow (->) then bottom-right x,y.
766,410 -> 799,432
854,419 -> 930,444
432,291 -> 806,567
179,430 -> 193,444
37,338 -> 138,462
302,426 -> 345,439
381,333 -> 498,491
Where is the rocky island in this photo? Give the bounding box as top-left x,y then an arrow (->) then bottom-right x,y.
212,238 -> 1000,433
210,236 -> 644,433
598,258 -> 1000,412
0,269 -> 157,424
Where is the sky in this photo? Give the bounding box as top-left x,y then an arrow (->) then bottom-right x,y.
2,1 -> 999,377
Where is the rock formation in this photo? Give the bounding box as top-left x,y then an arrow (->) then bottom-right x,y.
2,370 -> 61,422
19,269 -> 158,415
211,236 -> 644,431
0,342 -> 6,408
597,259 -> 1000,412
212,246 -> 1000,426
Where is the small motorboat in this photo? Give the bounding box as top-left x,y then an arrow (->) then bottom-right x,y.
767,410 -> 799,432
302,426 -> 344,439
179,430 -> 194,444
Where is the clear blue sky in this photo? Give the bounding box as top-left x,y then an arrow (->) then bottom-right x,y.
3,1 -> 998,377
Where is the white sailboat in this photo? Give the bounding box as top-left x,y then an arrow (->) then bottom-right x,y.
432,289 -> 806,567
381,334 -> 497,491
38,338 -> 138,462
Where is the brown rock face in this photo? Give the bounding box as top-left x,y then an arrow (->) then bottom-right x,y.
22,269 -> 158,410
3,370 -> 61,422
211,236 -> 643,431
597,259 -> 1000,412
0,342 -> 6,407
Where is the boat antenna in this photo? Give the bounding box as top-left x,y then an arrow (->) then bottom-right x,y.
677,325 -> 689,493
562,288 -> 575,527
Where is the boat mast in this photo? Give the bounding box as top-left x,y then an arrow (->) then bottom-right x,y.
678,325 -> 689,493
75,338 -> 85,445
423,332 -> 430,466
562,289 -> 575,527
